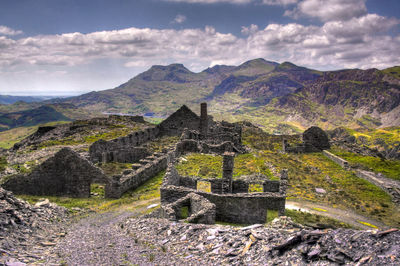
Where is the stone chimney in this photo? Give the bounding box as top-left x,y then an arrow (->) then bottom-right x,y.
200,102 -> 208,137
222,152 -> 235,193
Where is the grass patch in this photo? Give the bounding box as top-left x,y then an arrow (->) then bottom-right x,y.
0,156 -> 7,172
312,207 -> 327,212
144,136 -> 180,153
18,170 -> 165,213
0,121 -> 69,149
285,209 -> 353,229
98,162 -> 132,176
248,183 -> 263,193
357,220 -> 378,229
37,123 -> 145,149
261,150 -> 400,227
176,153 -> 273,179
197,180 -> 211,192
180,206 -> 189,219
266,210 -> 279,223
330,147 -> 400,181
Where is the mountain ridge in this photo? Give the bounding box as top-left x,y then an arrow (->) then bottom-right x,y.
4,59 -> 400,133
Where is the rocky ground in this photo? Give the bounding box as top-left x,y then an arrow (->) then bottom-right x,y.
0,187 -> 69,265
1,191 -> 399,266
122,216 -> 400,265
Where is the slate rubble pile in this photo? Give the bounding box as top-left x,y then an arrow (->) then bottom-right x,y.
122,216 -> 400,265
0,187 -> 68,265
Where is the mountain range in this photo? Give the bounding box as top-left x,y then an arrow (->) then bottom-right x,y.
1,58 -> 400,133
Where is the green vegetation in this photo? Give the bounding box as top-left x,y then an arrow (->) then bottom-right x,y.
38,124 -> 144,149
284,209 -> 353,229
347,127 -> 400,151
0,121 -> 69,149
241,127 -> 400,228
176,153 -> 273,179
98,162 -> 132,176
18,170 -> 165,213
382,66 -> 400,79
0,105 -> 72,131
180,206 -> 189,219
331,147 -> 400,181
0,156 -> 7,172
144,136 -> 180,153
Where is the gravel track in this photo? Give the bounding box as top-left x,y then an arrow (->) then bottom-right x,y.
50,210 -> 191,266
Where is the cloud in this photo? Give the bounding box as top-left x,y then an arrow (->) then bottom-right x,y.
0,13 -> 399,84
262,0 -> 297,6
163,0 -> 252,4
285,0 -> 367,22
172,14 -> 187,24
0,25 -> 23,36
241,24 -> 259,35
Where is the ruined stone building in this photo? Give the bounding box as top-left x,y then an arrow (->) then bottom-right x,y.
158,151 -> 288,224
1,102 -> 288,225
283,126 -> 330,153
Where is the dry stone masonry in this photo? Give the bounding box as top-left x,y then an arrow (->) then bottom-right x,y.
2,147 -> 106,197
283,126 -> 330,153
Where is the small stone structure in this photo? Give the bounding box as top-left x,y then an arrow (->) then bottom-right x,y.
157,192 -> 216,224
284,126 -> 330,153
2,148 -> 106,197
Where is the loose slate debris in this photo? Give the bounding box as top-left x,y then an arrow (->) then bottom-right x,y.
121,216 -> 400,265
0,187 -> 68,265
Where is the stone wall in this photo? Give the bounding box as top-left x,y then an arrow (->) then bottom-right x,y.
161,185 -> 285,224
284,126 -> 330,153
158,192 -> 216,224
175,139 -> 239,156
105,151 -> 174,198
322,150 -> 349,169
158,105 -> 200,136
89,127 -> 159,163
161,163 -> 287,224
2,148 -> 106,198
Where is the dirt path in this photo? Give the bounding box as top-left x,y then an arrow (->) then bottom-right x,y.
286,200 -> 389,230
45,198 -> 190,266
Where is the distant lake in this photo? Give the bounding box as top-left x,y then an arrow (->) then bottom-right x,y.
102,112 -> 165,119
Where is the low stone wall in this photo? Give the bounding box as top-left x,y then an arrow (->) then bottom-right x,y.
355,170 -> 400,205
105,151 -> 173,198
322,150 -> 349,169
175,139 -> 239,156
99,147 -> 150,164
158,192 -> 216,224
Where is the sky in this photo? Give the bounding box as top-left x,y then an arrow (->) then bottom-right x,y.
0,0 -> 399,96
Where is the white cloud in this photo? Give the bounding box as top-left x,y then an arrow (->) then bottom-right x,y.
173,14 -> 187,24
285,0 -> 367,22
0,25 -> 23,36
241,24 -> 259,35
1,13 -> 399,95
262,0 -> 297,6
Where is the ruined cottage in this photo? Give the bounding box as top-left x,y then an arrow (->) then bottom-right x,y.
2,148 -> 106,197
